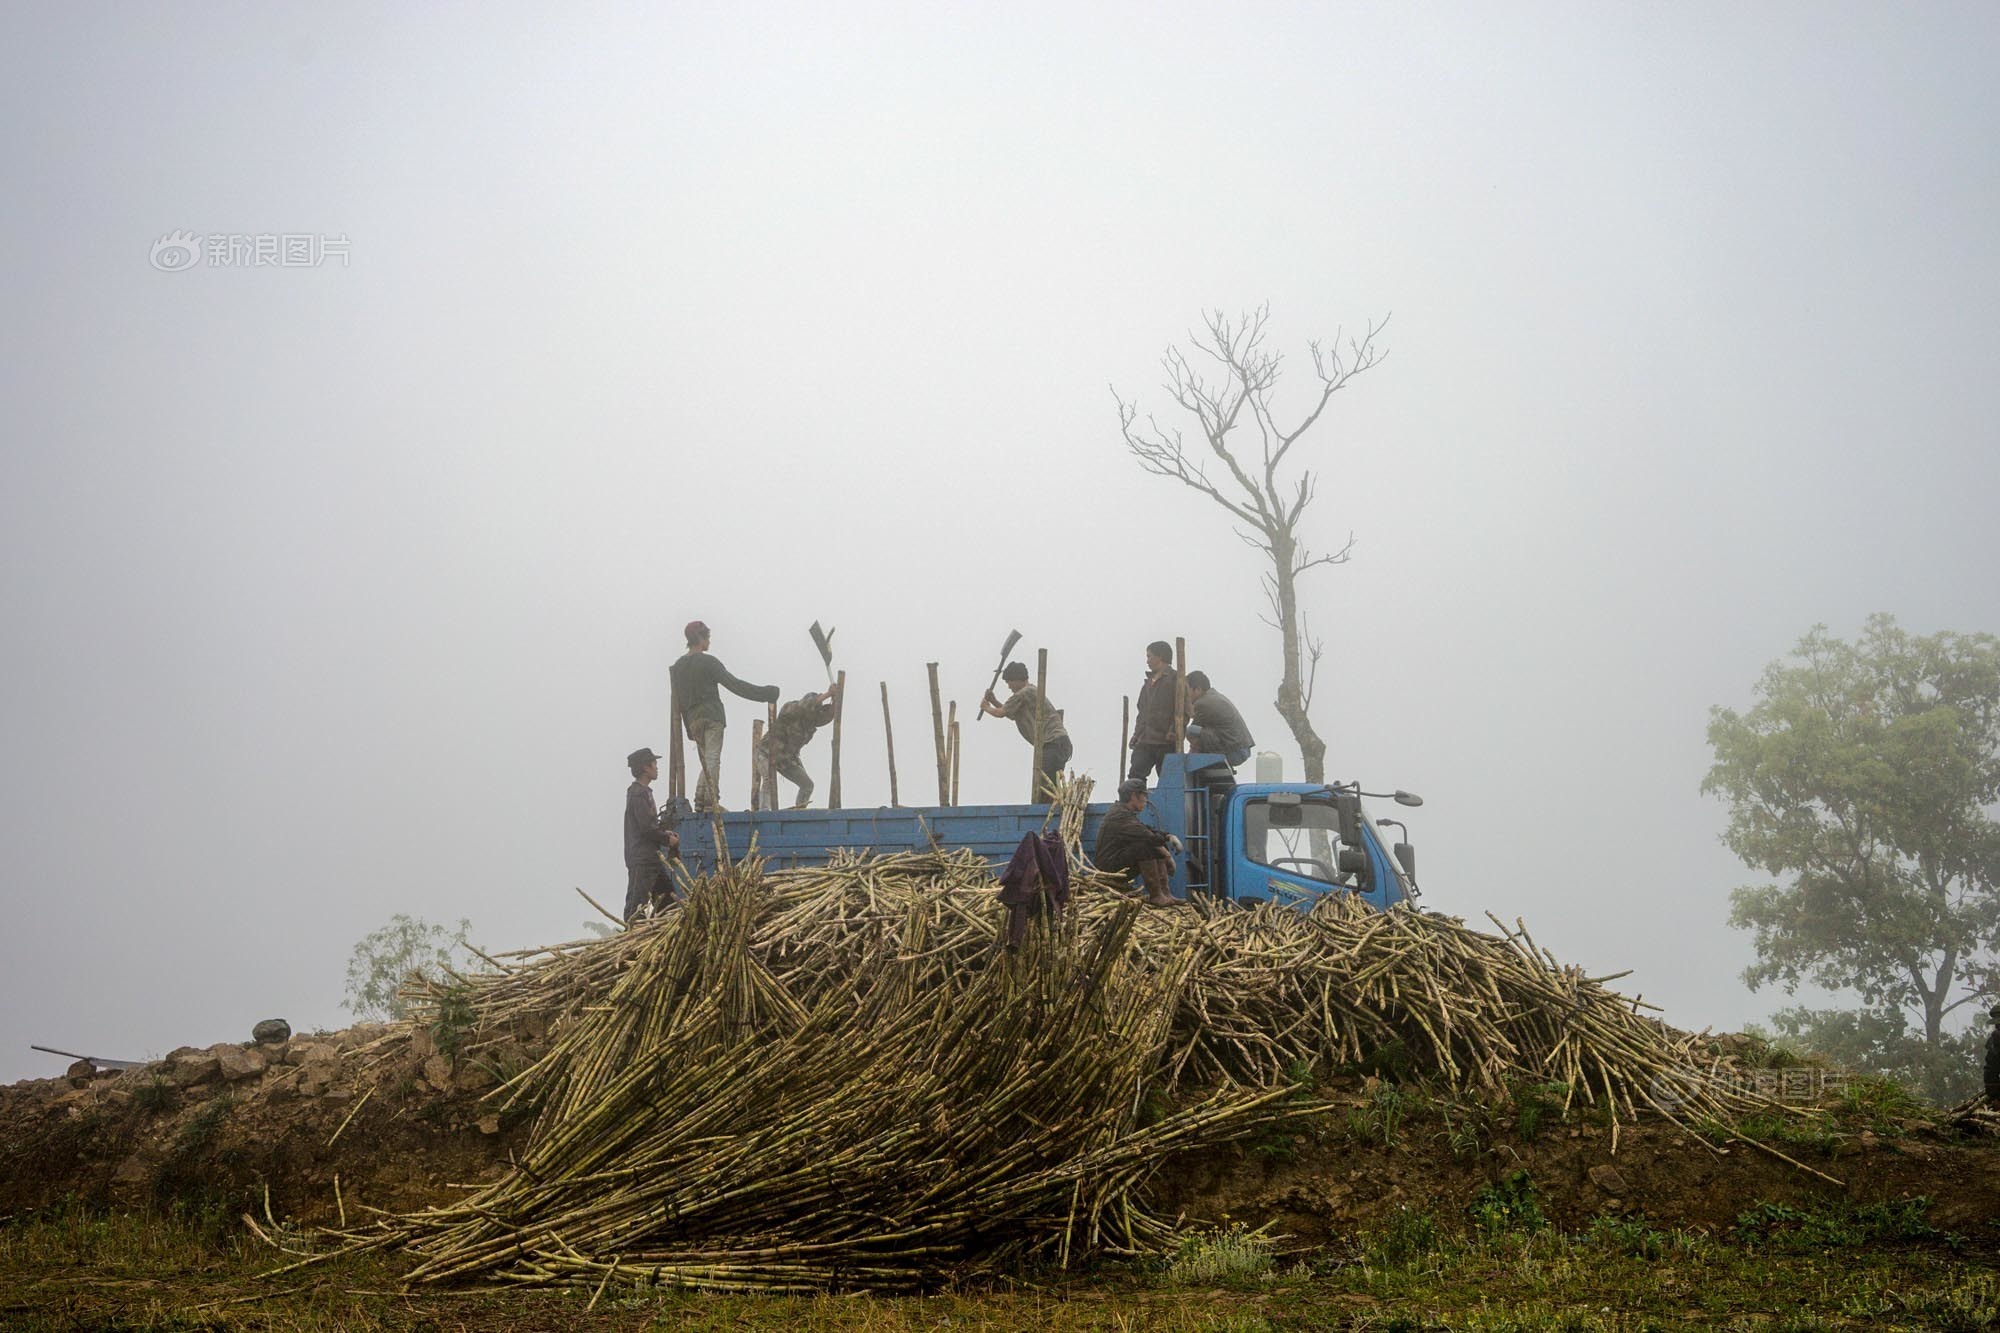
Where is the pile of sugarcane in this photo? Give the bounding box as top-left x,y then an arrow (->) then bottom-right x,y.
307,779 -> 1768,1293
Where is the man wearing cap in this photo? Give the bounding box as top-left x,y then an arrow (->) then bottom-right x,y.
1985,1003 -> 2000,1108
979,662 -> 1074,800
1092,779 -> 1180,907
623,748 -> 681,920
1128,640 -> 1180,781
762,687 -> 838,809
1184,671 -> 1255,768
669,621 -> 782,813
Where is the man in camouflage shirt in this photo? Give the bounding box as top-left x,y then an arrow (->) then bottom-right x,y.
980,661 -> 1073,800
762,687 -> 837,809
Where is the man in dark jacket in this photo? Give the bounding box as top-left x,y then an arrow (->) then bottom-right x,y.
762,687 -> 837,809
1184,670 -> 1255,768
623,747 -> 681,920
1128,640 -> 1179,781
980,661 -> 1074,800
1093,779 -> 1179,906
1985,1004 -> 2000,1108
669,620 -> 781,812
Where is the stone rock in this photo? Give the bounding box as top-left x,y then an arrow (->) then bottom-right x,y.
66,1060 -> 95,1088
252,1018 -> 292,1044
1587,1164 -> 1632,1195
264,1069 -> 301,1104
453,1059 -> 496,1093
168,1051 -> 222,1088
409,1026 -> 436,1060
113,1154 -> 151,1185
421,1054 -> 454,1092
216,1046 -> 268,1082
298,1042 -> 340,1068
321,1088 -> 352,1103
297,1066 -> 334,1098
99,1087 -> 134,1109
476,1113 -> 502,1136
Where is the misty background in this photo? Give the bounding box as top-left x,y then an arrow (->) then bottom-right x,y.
3,3 -> 1996,1083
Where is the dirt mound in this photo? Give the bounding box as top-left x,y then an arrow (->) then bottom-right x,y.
6,835 -> 1998,1287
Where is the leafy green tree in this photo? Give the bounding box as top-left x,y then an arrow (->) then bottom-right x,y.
342,914 -> 475,1022
1704,615 -> 2000,1102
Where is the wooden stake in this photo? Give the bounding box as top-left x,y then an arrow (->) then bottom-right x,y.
1031,647 -> 1049,803
766,700 -> 780,810
1172,636 -> 1189,755
668,684 -> 686,801
880,681 -> 900,807
949,717 -> 962,806
1120,694 -> 1131,784
749,720 -> 765,811
927,663 -> 949,805
945,701 -> 957,806
828,671 -> 846,809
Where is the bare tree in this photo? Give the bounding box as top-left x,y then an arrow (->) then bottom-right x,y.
1113,305 -> 1386,782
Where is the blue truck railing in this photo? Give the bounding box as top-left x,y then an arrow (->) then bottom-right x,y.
665,753 -> 1418,911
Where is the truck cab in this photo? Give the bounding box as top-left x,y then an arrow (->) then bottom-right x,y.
667,752 -> 1420,912
1147,754 -> 1418,910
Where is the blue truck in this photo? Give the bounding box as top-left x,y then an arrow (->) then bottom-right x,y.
668,753 -> 1423,911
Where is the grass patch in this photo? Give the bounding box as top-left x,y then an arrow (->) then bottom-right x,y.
1732,1194 -> 1955,1251
1467,1170 -> 1547,1240
1161,1222 -> 1274,1286
1,1201 -> 1991,1331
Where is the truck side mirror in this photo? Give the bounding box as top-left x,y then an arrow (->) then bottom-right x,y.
1394,843 -> 1416,880
1337,847 -> 1368,876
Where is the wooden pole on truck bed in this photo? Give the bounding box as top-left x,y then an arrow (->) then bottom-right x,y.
668,685 -> 686,801
1172,636 -> 1188,755
749,720 -> 765,811
927,663 -> 948,805
766,700 -> 780,809
1120,694 -> 1130,784
880,681 -> 899,807
945,701 -> 957,805
829,670 -> 846,810
1031,648 -> 1049,803
949,716 -> 962,806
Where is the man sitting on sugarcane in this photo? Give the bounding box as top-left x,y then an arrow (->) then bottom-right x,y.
979,661 -> 1074,800
762,687 -> 837,809
1093,779 -> 1180,907
669,620 -> 782,813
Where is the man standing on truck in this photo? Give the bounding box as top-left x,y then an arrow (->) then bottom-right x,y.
1093,778 -> 1180,907
980,661 -> 1074,800
1128,640 -> 1180,781
669,621 -> 782,813
762,687 -> 837,809
623,747 -> 681,920
1183,671 -> 1255,768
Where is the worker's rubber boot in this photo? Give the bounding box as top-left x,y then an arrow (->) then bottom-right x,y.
1139,860 -> 1175,907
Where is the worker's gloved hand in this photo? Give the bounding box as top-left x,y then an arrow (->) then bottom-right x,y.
1167,834 -> 1184,854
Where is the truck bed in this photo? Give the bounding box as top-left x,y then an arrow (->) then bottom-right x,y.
666,802 -> 1112,876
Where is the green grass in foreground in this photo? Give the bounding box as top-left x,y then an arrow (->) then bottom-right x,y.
1,1198 -> 1996,1332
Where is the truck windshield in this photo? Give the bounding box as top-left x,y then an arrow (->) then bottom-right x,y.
1241,797 -> 1346,885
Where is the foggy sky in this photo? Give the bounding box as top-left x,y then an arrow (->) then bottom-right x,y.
4,2 -> 1997,1082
